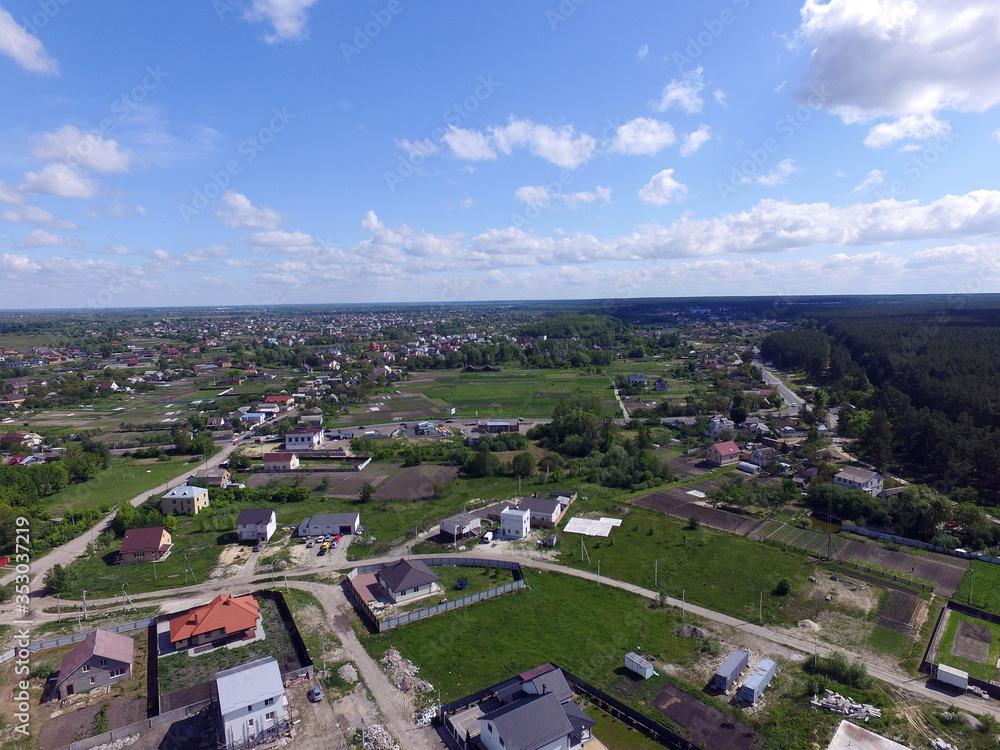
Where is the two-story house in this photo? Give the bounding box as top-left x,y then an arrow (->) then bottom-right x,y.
284,427 -> 323,451
236,509 -> 277,543
216,657 -> 289,748
56,629 -> 134,698
118,526 -> 173,564
834,468 -> 884,496
161,485 -> 210,515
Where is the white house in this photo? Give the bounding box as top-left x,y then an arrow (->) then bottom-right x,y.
376,559 -> 440,604
215,657 -> 288,749
518,497 -> 563,528
500,507 -> 530,540
834,468 -> 883,496
707,415 -> 735,440
627,374 -> 649,387
262,452 -> 299,472
236,509 -> 277,543
284,427 -> 323,451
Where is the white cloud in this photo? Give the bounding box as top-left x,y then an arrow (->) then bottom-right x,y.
21,163 -> 100,199
610,118 -> 676,155
679,125 -> 712,157
654,67 -> 704,114
1,253 -> 40,272
442,126 -> 497,161
460,197 -> 475,209
396,138 -> 440,159
853,168 -> 886,193
0,180 -> 25,205
136,205 -> 149,215
515,186 -> 552,208
0,8 -> 58,74
639,169 -> 688,205
491,118 -> 597,169
636,43 -> 649,60
184,245 -> 232,263
713,89 -> 727,106
12,229 -> 83,249
31,125 -> 132,172
756,159 -> 800,186
796,0 -> 1000,128
1,205 -> 78,230
243,0 -> 321,43
863,113 -> 951,149
560,186 -> 611,209
215,191 -> 284,230
247,230 -> 318,252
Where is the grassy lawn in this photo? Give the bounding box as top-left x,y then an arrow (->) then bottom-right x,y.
585,706 -> 666,750
552,496 -> 814,625
42,455 -> 200,513
157,597 -> 301,693
280,587 -> 341,661
390,565 -> 515,615
954,561 -> 1000,614
361,569 -> 701,702
938,611 -> 1000,682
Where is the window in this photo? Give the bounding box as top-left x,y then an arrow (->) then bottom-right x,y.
248,705 -> 253,712
110,668 -> 126,678
135,552 -> 144,559
264,697 -> 274,706
248,718 -> 254,726
82,665 -> 90,673
100,659 -> 108,667
90,677 -> 96,685
265,712 -> 275,720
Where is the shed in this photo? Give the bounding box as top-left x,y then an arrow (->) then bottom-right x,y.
713,649 -> 749,692
624,651 -> 654,679
737,461 -> 761,474
739,658 -> 775,704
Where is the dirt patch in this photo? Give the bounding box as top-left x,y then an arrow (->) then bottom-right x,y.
664,455 -> 711,480
38,696 -> 145,750
876,591 -> 922,635
631,490 -> 759,535
652,683 -> 765,750
208,544 -> 249,579
842,542 -> 968,597
374,465 -> 460,500
952,620 -> 993,663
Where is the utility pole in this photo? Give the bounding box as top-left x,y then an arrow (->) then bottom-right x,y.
597,560 -> 600,587
82,589 -> 88,621
682,590 -> 685,621
56,593 -> 61,622
759,591 -> 763,624
654,559 -> 657,589
969,567 -> 976,606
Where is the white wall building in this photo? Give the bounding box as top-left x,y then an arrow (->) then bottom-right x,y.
215,657 -> 288,749
500,508 -> 530,540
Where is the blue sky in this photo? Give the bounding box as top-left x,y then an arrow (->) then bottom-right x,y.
1,0 -> 999,309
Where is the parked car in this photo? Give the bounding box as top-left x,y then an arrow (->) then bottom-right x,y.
331,542 -> 337,549
307,686 -> 323,702
306,541 -> 314,548
254,542 -> 264,553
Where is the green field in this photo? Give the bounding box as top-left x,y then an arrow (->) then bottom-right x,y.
553,496 -> 814,625
954,561 -> 1000,614
43,455 -> 201,513
361,569 -> 702,701
938,611 -> 1000,682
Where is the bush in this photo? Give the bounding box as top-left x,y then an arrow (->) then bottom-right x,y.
686,514 -> 700,531
773,578 -> 791,596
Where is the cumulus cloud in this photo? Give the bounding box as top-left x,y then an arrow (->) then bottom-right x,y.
639,169 -> 688,206
396,138 -> 440,159
1,205 -> 79,230
438,118 -> 597,169
442,126 -> 497,161
654,67 -> 705,114
756,159 -> 800,186
863,113 -> 951,149
12,229 -> 83,249
515,185 -> 611,209
679,125 -> 712,157
514,186 -> 552,208
610,118 -> 676,155
460,197 -> 475,209
21,163 -> 100,199
0,8 -> 58,74
796,0 -> 1000,144
31,125 -> 132,172
246,230 -> 319,252
0,180 -> 25,205
243,0 -> 321,43
215,191 -> 284,230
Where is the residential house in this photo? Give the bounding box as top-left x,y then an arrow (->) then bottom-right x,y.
118,526 -> 173,563
518,496 -> 564,528
706,415 -> 735,440
476,420 -> 520,434
284,427 -> 323,451
237,509 -> 277,543
216,657 -> 289,749
161,485 -> 210,515
189,469 -> 231,488
7,432 -> 43,449
750,446 -> 781,469
243,412 -> 268,426
297,512 -> 361,537
264,394 -> 293,408
376,558 -> 440,604
56,629 -> 134,698
439,512 -> 481,540
97,381 -> 119,392
653,379 -> 669,391
627,374 -> 649,387
500,507 -> 530,540
834,468 -> 883,496
262,452 -> 299,472
0,393 -> 26,409
473,665 -> 594,750
168,594 -> 261,650
706,441 -> 741,467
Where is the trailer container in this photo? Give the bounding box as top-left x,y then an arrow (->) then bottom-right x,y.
713,649 -> 749,692
624,651 -> 654,679
935,664 -> 969,690
739,658 -> 776,704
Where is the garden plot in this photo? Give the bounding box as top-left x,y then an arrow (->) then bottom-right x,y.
875,590 -> 924,636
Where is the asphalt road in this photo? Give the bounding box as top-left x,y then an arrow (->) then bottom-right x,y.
755,360 -> 806,414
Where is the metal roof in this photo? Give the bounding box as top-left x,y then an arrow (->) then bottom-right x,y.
378,558 -> 440,593
57,629 -> 134,688
120,526 -> 170,555
237,509 -> 275,526
162,485 -> 207,498
216,657 -> 284,714
482,693 -> 574,750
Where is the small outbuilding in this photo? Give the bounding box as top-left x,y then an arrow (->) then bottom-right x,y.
713,649 -> 749,692
740,658 -> 776,704
624,651 -> 654,679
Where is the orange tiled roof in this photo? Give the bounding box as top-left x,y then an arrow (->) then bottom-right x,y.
168,594 -> 260,643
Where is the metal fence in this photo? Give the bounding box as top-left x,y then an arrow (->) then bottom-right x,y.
382,580 -> 525,630
843,524 -> 1000,565
0,617 -> 155,664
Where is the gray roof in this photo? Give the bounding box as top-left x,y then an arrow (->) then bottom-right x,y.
441,511 -> 479,527
518,497 -> 561,516
300,512 -> 360,527
237,508 -> 275,526
836,467 -> 880,483
162,485 -> 207,499
216,656 -> 284,714
58,630 -> 134,687
378,558 -> 440,593
525,668 -> 572,703
482,693 -> 574,750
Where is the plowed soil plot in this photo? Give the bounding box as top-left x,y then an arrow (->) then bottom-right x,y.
327,473 -> 388,497
876,590 -> 921,635
664,455 -> 708,480
953,620 -> 992,663
373,465 -> 460,500
652,684 -> 765,750
842,543 -> 968,597
632,491 -> 757,535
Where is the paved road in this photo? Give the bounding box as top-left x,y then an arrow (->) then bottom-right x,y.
755,360 -> 805,414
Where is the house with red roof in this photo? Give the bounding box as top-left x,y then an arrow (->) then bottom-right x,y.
168,594 -> 261,650
119,526 -> 173,563
56,629 -> 134,698
707,440 -> 741,467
